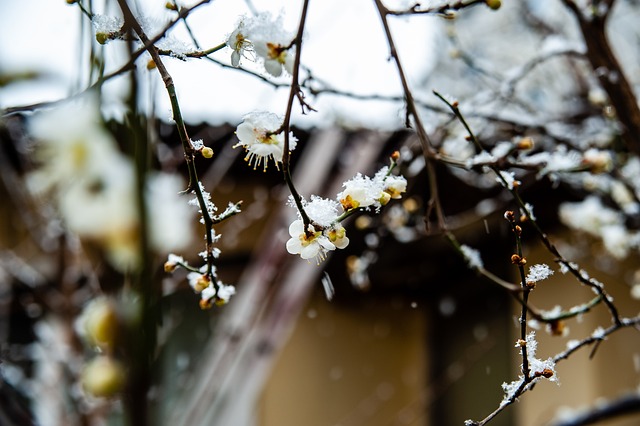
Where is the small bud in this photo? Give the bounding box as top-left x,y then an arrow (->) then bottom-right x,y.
516,339 -> 526,347
96,32 -> 109,45
520,213 -> 528,222
516,137 -> 534,150
378,192 -> 392,206
146,59 -> 157,70
452,101 -> 459,108
193,275 -> 210,293
525,280 -> 536,289
83,298 -> 118,350
464,135 -> 472,141
549,320 -> 565,336
514,225 -> 522,236
390,150 -> 400,161
485,0 -> 502,10
201,147 -> 214,158
199,298 -> 214,310
164,260 -> 177,273
504,210 -> 515,222
510,254 -> 527,266
66,0 -> 78,4
81,356 -> 125,398
165,1 -> 178,10
534,368 -> 554,378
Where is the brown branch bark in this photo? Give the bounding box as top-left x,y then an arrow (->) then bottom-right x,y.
563,0 -> 640,155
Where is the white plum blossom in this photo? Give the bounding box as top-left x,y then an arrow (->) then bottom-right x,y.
375,167 -> 407,200
244,13 -> 295,77
226,19 -> 253,67
286,219 -> 336,262
338,173 -> 382,211
226,12 -> 295,77
234,111 -> 297,170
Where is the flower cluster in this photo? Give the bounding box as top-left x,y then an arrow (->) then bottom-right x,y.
164,254 -> 237,309
226,13 -> 295,77
234,111 -> 297,171
285,164 -> 407,263
338,166 -> 407,213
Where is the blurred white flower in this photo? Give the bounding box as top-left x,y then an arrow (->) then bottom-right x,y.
147,172 -> 194,254
28,96 -> 121,194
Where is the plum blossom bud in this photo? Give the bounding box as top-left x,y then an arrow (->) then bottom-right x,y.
324,224 -> 349,249
201,147 -> 214,158
188,273 -> 210,293
582,148 -> 613,173
164,253 -> 184,273
516,137 -> 534,150
81,356 -> 125,398
485,0 -> 502,10
81,298 -> 119,350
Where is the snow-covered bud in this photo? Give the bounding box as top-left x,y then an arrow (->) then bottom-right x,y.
534,368 -> 554,379
504,210 -> 515,222
549,320 -> 566,336
81,356 -> 125,398
582,149 -> 613,174
164,254 -> 184,273
384,175 -> 407,199
96,32 -> 110,45
188,273 -> 210,293
485,0 -> 502,10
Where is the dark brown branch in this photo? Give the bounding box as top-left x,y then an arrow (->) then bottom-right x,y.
562,0 -> 640,155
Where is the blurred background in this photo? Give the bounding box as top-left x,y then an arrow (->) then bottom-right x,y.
2,1 -> 640,426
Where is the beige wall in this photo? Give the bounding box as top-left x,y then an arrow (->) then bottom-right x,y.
260,291 -> 428,426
